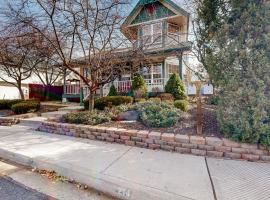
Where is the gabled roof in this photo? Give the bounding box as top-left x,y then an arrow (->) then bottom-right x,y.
122,0 -> 190,27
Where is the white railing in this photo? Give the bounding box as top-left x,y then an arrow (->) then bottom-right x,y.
165,33 -> 187,47
135,33 -> 188,50
114,80 -> 132,93
65,78 -> 169,98
110,78 -> 168,93
64,84 -> 80,95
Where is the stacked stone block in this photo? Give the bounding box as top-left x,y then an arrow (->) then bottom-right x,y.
37,122 -> 270,162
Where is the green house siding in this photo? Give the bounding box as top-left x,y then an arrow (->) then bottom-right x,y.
139,0 -> 160,5
131,1 -> 176,25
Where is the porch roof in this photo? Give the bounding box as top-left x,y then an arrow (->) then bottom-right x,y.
59,44 -> 191,68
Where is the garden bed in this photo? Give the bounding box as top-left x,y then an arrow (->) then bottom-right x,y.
102,104 -> 222,138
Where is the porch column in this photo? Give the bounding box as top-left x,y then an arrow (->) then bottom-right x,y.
79,87 -> 84,106
162,20 -> 167,48
178,52 -> 183,80
162,60 -> 166,91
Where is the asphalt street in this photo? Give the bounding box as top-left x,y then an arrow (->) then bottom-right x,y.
0,177 -> 53,200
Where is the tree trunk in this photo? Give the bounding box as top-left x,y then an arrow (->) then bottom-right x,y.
88,91 -> 95,111
17,85 -> 25,100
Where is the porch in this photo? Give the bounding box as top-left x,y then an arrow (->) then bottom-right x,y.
63,57 -> 183,101
63,77 -> 169,99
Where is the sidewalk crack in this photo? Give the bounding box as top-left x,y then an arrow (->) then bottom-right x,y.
205,157 -> 218,200
101,146 -> 133,174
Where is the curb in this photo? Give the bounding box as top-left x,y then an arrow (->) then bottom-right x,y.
0,148 -> 191,200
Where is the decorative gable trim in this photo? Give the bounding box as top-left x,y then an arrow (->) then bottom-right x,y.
122,0 -> 189,27
131,1 -> 176,25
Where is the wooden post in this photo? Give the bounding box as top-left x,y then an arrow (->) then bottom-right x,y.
195,82 -> 203,135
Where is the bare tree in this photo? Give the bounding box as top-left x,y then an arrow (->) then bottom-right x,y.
33,39 -> 64,86
0,24 -> 44,100
7,0 -> 132,109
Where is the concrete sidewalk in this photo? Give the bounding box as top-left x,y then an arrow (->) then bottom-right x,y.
0,123 -> 270,200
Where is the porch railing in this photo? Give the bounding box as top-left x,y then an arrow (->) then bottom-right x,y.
64,78 -> 169,98
135,33 -> 189,50
64,84 -> 80,95
110,78 -> 168,93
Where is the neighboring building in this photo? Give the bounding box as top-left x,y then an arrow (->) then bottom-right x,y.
63,0 -> 192,102
0,72 -> 63,100
0,82 -> 29,100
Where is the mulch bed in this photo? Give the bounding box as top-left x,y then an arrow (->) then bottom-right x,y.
103,104 -> 222,138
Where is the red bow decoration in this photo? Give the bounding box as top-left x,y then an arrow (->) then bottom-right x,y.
146,4 -> 156,15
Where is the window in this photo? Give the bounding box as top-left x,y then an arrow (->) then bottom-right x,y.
152,23 -> 162,44
168,64 -> 179,77
152,64 -> 162,79
168,23 -> 180,34
142,24 -> 152,44
83,68 -> 90,78
141,22 -> 162,45
142,63 -> 163,84
120,74 -> 131,81
167,23 -> 180,45
142,67 -> 152,82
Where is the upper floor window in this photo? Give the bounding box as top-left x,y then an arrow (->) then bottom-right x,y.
141,22 -> 162,45
168,23 -> 180,34
83,67 -> 90,78
167,23 -> 181,45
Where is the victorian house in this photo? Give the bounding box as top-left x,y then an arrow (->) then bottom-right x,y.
63,0 -> 192,102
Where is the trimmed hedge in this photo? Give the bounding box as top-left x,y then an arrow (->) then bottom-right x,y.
11,100 -> 40,114
132,74 -> 147,98
63,110 -> 111,125
134,98 -> 146,103
165,73 -> 186,100
136,102 -> 180,128
174,100 -> 189,112
148,97 -> 162,103
108,85 -> 117,96
0,99 -> 24,110
84,96 -> 133,110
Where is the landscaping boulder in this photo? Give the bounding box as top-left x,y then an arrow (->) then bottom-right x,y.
116,110 -> 139,121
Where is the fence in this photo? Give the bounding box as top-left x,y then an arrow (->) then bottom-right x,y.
29,84 -> 63,101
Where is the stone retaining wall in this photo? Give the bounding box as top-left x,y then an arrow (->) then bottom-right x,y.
37,122 -> 270,162
0,117 -> 20,126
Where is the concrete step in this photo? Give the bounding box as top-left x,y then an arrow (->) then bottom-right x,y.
18,117 -> 47,130
41,111 -> 69,118
58,106 -> 84,112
